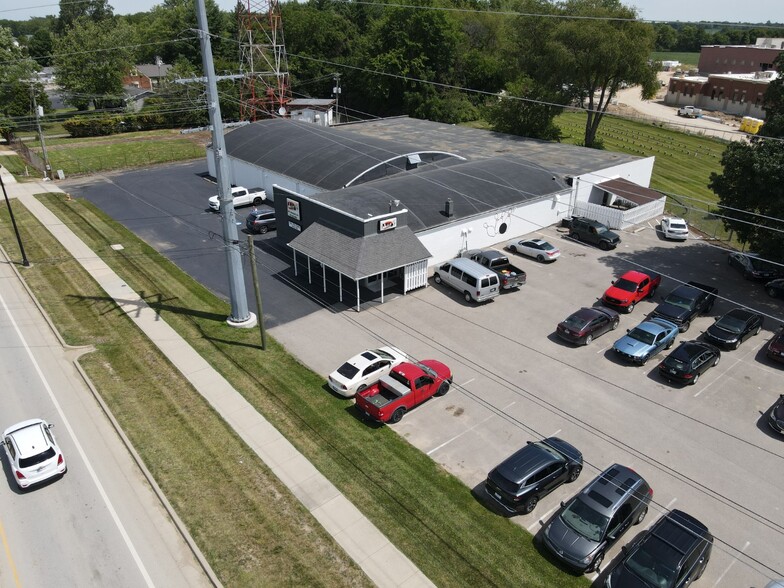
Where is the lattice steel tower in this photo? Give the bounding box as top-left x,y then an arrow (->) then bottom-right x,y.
238,0 -> 291,121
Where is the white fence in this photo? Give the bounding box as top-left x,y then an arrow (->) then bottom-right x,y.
573,198 -> 666,230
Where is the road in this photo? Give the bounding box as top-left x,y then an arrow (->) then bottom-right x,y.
0,256 -> 210,587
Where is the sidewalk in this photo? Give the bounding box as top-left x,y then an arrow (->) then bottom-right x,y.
0,167 -> 434,588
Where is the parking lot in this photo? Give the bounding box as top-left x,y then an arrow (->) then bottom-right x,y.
65,165 -> 784,586
276,223 -> 784,587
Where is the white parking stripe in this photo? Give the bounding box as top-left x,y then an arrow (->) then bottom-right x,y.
426,401 -> 516,455
712,541 -> 749,586
460,378 -> 475,387
527,504 -> 560,533
550,429 -> 561,437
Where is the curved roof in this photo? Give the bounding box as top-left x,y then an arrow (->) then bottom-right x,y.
224,119 -> 462,191
307,156 -> 568,232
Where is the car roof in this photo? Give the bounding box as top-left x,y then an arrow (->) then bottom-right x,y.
579,464 -> 647,516
665,217 -> 686,223
494,439 -> 574,484
647,509 -> 712,557
4,419 -> 51,458
636,320 -> 671,335
670,340 -> 711,360
618,270 -> 651,282
722,308 -> 757,321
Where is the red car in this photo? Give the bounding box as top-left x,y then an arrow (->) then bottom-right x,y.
767,328 -> 784,364
355,361 -> 452,423
602,270 -> 661,313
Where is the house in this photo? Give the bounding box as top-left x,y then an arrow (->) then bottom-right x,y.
287,98 -> 335,127
123,62 -> 172,91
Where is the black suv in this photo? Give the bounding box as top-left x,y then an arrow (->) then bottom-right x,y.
245,208 -> 277,234
485,437 -> 583,514
568,217 -> 621,250
605,509 -> 713,588
542,463 -> 652,573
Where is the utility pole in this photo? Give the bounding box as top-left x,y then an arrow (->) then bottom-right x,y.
0,174 -> 30,267
194,0 -> 256,328
332,73 -> 341,124
31,86 -> 52,180
247,235 -> 266,350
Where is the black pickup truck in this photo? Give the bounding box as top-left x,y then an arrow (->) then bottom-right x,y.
463,249 -> 526,290
651,281 -> 718,332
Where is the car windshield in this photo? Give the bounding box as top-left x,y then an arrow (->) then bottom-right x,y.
669,221 -> 687,230
560,497 -> 609,542
336,362 -> 359,379
19,446 -> 56,469
563,315 -> 589,330
663,293 -> 692,311
628,328 -> 655,345
388,369 -> 412,387
624,540 -> 679,587
539,242 -> 555,251
663,355 -> 688,370
374,349 -> 395,360
595,226 -> 608,234
613,278 -> 638,293
715,315 -> 746,333
414,363 -> 437,379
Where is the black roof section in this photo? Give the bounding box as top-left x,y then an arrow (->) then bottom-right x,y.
305,156 -> 568,232
337,117 -> 640,176
223,119 -> 463,191
288,222 -> 431,279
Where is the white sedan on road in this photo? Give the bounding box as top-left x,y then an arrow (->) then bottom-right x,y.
2,418 -> 67,489
660,217 -> 689,240
328,347 -> 407,397
506,238 -> 561,262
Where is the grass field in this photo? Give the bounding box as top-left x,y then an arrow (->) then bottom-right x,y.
0,154 -> 29,176
650,51 -> 700,68
0,195 -> 590,588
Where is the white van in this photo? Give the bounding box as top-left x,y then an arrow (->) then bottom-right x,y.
433,257 -> 500,303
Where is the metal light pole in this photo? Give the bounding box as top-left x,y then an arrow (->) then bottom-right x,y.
194,0 -> 255,328
0,174 -> 30,267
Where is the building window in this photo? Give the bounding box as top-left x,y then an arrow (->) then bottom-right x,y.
715,58 -> 720,63
732,59 -> 736,65
740,91 -> 746,104
711,88 -> 717,99
732,90 -> 738,103
740,60 -> 745,65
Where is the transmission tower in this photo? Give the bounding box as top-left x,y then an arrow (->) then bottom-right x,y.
238,0 -> 291,121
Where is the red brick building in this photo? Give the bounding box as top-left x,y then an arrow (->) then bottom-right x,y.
665,72 -> 775,118
698,43 -> 782,75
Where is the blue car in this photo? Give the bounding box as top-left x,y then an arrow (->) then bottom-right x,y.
612,317 -> 679,365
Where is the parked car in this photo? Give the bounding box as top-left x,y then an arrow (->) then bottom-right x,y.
354,360 -> 452,423
208,186 -> 266,212
506,238 -> 561,262
327,347 -> 407,397
704,308 -> 763,349
542,463 -> 653,573
613,318 -> 679,365
485,437 -> 583,515
651,281 -> 718,333
604,509 -> 713,588
768,395 -> 784,434
245,207 -> 277,234
1,418 -> 67,489
677,105 -> 702,118
568,217 -> 621,251
601,270 -> 661,313
766,328 -> 784,364
556,307 -> 620,345
660,217 -> 689,240
658,340 -> 721,385
463,249 -> 526,290
727,252 -> 783,281
766,278 -> 784,299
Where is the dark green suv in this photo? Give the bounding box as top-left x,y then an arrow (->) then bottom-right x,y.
569,217 -> 621,250
605,509 -> 713,587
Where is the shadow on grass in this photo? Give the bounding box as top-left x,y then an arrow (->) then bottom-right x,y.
66,291 -> 228,323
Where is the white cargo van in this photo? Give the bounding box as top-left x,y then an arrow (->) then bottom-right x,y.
433,257 -> 500,303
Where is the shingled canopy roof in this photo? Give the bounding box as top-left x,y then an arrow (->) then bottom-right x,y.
596,178 -> 664,206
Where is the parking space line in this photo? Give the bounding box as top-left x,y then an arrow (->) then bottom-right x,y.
527,504 -> 560,533
426,401 -> 516,455
460,378 -> 475,387
597,345 -> 610,355
550,429 -> 561,437
712,540 -> 749,586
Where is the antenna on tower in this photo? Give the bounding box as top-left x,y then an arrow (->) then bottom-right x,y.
238,0 -> 292,121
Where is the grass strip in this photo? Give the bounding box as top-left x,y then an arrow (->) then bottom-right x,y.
0,201 -> 372,588
5,191 -> 591,587
0,154 -> 30,177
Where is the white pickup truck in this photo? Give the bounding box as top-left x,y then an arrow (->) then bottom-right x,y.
208,186 -> 266,212
677,106 -> 702,118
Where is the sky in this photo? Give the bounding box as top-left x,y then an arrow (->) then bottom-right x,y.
3,0 -> 783,25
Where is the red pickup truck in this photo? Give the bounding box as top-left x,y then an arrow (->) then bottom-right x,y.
601,270 -> 661,313
355,360 -> 452,423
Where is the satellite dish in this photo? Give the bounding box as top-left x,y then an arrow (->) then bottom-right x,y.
278,106 -> 287,116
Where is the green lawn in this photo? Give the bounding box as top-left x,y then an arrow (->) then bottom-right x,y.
0,194 -> 590,588
0,154 -> 29,177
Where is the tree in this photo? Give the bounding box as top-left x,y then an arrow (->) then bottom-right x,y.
708,54 -> 784,262
56,0 -> 114,33
28,28 -> 54,67
653,24 -> 677,51
0,26 -> 45,124
483,76 -> 562,140
514,0 -> 658,148
53,17 -> 134,110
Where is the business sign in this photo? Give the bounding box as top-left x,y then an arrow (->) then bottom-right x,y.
379,217 -> 397,232
288,221 -> 301,232
287,198 -> 301,220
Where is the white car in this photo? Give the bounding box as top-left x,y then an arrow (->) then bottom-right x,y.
661,217 -> 689,240
506,238 -> 561,262
328,347 -> 407,397
208,186 -> 266,212
2,418 -> 67,489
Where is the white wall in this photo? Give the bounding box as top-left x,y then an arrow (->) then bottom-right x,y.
205,148 -> 322,202
417,193 -> 571,268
